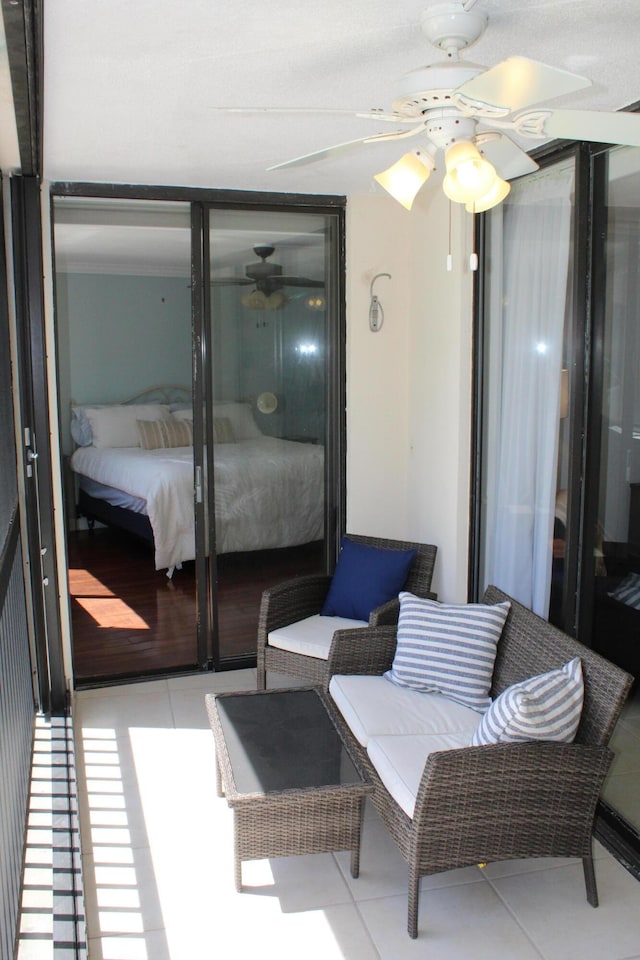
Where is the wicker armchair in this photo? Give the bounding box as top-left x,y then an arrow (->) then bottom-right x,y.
325,585 -> 634,939
256,535 -> 437,690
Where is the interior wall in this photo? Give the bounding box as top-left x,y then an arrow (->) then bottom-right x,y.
345,195 -> 411,541
55,272 -> 191,452
407,188 -> 474,602
345,189 -> 473,602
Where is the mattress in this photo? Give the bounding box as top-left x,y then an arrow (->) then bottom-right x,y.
71,437 -> 324,571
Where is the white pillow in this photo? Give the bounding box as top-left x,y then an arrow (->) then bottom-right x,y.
84,404 -> 170,449
172,401 -> 262,440
384,593 -> 511,712
470,657 -> 584,746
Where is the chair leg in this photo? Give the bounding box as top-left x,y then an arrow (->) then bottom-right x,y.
256,660 -> 266,690
407,866 -> 420,939
583,855 -> 599,907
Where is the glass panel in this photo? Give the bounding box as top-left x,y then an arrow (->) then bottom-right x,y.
591,147 -> 640,833
53,196 -> 197,682
208,209 -> 331,660
479,160 -> 575,620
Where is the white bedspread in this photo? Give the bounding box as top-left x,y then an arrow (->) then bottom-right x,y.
70,438 -> 324,570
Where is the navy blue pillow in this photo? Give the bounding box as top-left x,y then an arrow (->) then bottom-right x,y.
321,537 -> 417,621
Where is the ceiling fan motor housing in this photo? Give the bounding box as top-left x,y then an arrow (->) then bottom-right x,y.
420,2 -> 488,56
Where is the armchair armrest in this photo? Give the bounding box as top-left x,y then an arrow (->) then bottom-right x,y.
413,741 -> 613,868
258,573 -> 332,639
370,591 -> 438,627
326,625 -> 398,680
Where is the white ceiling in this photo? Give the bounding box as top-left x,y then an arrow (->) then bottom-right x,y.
42,0 -> 640,199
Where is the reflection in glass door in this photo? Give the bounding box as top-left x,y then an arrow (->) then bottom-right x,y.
588,147 -> 640,836
205,207 -> 339,662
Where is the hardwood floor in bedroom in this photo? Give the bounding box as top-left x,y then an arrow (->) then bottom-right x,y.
67,529 -> 323,685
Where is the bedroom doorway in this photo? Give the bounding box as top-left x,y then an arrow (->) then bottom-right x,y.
52,190 -> 345,683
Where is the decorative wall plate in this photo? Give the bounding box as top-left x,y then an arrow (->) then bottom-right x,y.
257,391 -> 278,414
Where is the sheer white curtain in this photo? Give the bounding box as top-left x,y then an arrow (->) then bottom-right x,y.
483,163 -> 574,616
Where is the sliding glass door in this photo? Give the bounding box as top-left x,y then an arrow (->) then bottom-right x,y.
475,144 -> 640,863
204,205 -> 342,664
53,196 -> 199,682
585,146 -> 640,837
52,189 -> 345,682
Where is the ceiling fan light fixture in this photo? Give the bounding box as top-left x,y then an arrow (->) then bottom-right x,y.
241,289 -> 268,309
465,175 -> 511,213
266,291 -> 286,310
374,151 -> 433,210
442,141 -> 497,204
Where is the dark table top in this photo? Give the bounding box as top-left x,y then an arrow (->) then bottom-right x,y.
212,687 -> 366,797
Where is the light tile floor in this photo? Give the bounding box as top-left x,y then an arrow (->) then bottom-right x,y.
73,670 -> 640,960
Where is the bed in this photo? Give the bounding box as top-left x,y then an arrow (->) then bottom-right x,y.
69,390 -> 324,574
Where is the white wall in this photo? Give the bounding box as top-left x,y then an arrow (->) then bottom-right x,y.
346,188 -> 474,602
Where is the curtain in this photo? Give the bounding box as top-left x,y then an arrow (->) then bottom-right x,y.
483,163 -> 574,616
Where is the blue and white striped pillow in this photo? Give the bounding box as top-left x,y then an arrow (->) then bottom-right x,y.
384,593 -> 511,712
470,657 -> 584,746
609,572 -> 640,611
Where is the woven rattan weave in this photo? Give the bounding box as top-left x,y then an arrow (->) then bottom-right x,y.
205,686 -> 373,892
325,585 -> 633,938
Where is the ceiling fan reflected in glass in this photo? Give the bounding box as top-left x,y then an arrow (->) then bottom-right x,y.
253,1 -> 640,212
212,243 -> 324,310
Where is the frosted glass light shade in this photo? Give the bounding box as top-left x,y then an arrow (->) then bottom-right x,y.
443,141 -> 497,204
241,290 -> 268,309
465,176 -> 511,212
374,152 -> 432,210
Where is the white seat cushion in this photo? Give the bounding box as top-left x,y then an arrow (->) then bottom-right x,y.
367,733 -> 471,819
329,674 -> 480,747
268,614 -> 367,661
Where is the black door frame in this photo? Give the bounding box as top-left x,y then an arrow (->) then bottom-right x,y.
49,181 -> 347,679
12,176 -> 66,714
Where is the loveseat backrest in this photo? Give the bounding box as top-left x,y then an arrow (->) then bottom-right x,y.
484,585 -> 633,747
347,535 -> 437,597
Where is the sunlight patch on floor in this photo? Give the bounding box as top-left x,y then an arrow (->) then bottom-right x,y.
75,597 -> 150,630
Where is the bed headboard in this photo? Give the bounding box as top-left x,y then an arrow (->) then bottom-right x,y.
69,385 -> 192,452
118,384 -> 191,407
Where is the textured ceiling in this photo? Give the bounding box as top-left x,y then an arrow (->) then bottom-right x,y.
43,0 -> 640,198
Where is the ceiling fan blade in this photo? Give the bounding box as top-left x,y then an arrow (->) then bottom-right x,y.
268,122 -> 425,171
277,276 -> 324,288
534,108 -> 640,147
476,133 -> 539,180
268,131 -> 399,171
207,106 -> 417,124
268,135 -> 378,170
210,278 -> 252,286
456,57 -> 591,113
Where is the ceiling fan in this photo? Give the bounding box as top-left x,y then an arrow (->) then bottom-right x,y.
264,1 -> 640,211
212,243 -> 324,309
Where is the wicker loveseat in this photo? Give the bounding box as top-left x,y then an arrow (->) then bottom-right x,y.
325,585 -> 633,939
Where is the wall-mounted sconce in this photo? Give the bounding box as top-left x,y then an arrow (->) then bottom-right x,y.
369,273 -> 391,332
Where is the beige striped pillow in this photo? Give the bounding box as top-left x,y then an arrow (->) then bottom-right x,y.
213,417 -> 234,443
137,418 -> 193,449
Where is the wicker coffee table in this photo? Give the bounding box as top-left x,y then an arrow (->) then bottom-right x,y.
205,686 -> 373,891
